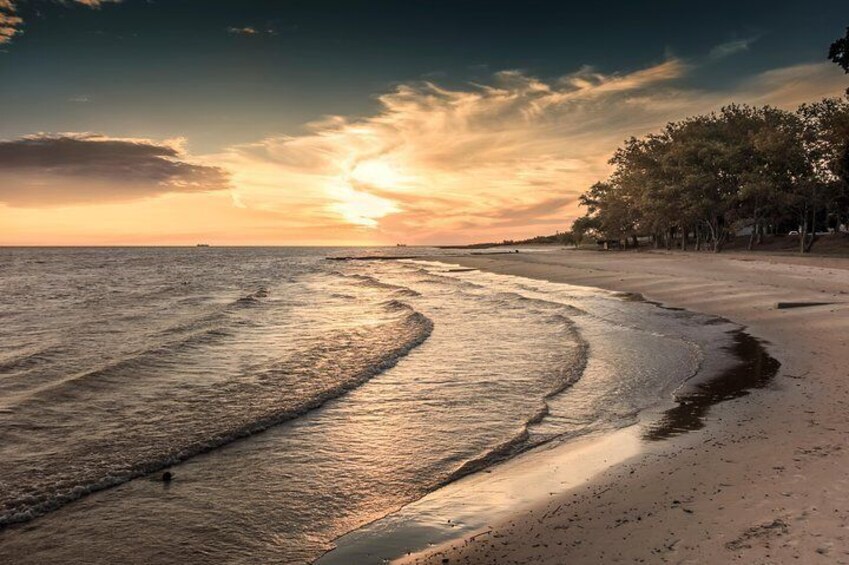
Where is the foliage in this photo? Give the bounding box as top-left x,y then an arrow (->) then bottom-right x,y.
569,97 -> 849,253
829,27 -> 849,73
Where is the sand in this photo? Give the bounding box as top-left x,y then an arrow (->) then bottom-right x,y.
398,249 -> 849,564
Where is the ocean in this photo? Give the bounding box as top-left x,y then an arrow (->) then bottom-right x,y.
0,247 -> 767,563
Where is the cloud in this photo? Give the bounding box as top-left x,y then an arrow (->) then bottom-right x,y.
228,26 -> 258,35
733,62 -> 849,107
228,26 -> 274,36
0,134 -> 229,207
709,36 -> 759,60
72,0 -> 120,6
3,54 -> 845,243
210,57 -> 848,244
0,0 -> 121,44
0,3 -> 22,44
212,58 -> 694,242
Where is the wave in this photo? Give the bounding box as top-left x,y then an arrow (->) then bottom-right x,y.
0,344 -> 68,378
488,290 -> 588,317
0,287 -> 270,386
443,313 -> 589,486
234,287 -> 269,307
0,304 -> 433,529
4,322 -> 232,402
334,272 -> 421,297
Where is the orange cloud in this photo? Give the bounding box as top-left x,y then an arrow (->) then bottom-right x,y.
212,59 -> 698,243
215,58 -> 847,245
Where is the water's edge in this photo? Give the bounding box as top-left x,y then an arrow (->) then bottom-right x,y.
314,272 -> 780,565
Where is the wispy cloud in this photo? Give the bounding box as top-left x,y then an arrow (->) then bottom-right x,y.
0,1 -> 22,44
212,58 -> 694,242
709,36 -> 759,60
209,58 -> 847,244
227,26 -> 274,36
0,133 -> 228,206
0,0 -> 121,44
72,0 -> 121,6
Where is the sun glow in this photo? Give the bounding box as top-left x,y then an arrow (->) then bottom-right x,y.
349,159 -> 414,191
326,180 -> 400,227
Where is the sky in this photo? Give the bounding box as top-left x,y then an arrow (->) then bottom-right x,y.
1,0 -> 847,245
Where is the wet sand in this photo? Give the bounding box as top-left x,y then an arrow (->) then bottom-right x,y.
399,249 -> 849,564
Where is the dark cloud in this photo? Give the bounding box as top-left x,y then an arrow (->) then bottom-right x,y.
0,134 -> 229,207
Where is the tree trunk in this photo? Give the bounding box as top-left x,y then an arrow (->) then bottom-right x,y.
747,217 -> 758,251
706,218 -> 724,253
799,213 -> 808,254
713,227 -> 725,253
804,208 -> 818,253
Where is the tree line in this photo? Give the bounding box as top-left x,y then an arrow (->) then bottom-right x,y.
569,30 -> 849,254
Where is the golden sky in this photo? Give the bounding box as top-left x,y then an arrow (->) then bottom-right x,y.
1,60 -> 846,246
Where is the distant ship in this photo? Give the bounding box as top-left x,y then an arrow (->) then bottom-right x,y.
196,243 -> 210,247
396,243 -> 407,247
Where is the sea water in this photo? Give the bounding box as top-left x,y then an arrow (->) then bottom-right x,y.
0,247 -> 750,563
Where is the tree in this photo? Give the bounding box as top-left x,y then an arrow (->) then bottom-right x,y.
661,108 -> 758,252
829,27 -> 849,73
797,97 -> 849,241
743,107 -> 813,251
578,180 -> 639,246
572,97 -> 849,256
570,215 -> 600,247
609,133 -> 678,248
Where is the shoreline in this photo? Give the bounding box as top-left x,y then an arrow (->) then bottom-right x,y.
319,426 -> 645,565
319,321 -> 777,565
395,249 -> 849,564
317,254 -> 778,563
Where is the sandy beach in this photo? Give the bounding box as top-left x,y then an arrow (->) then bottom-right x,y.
400,249 -> 849,564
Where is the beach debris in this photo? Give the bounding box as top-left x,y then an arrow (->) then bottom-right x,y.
162,471 -> 173,483
725,518 -> 789,551
775,301 -> 834,309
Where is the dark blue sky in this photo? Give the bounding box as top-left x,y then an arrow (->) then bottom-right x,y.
0,0 -> 846,151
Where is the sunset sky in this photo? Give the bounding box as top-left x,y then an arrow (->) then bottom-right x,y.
1,0 -> 847,245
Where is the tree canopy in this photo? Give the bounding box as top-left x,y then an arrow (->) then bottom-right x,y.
830,27 -> 849,73
570,97 -> 849,253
